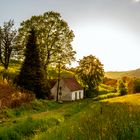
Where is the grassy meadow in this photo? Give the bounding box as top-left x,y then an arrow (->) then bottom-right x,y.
0,94 -> 140,140
0,63 -> 140,140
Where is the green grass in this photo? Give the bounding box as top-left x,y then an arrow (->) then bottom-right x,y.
0,99 -> 63,119
93,92 -> 120,101
0,99 -> 93,140
36,94 -> 140,140
98,84 -> 116,95
0,94 -> 140,140
41,103 -> 140,140
0,116 -> 60,140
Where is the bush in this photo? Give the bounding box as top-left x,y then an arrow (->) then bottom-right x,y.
117,80 -> 128,96
133,78 -> 140,93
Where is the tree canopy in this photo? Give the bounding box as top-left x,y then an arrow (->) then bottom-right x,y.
76,55 -> 104,97
0,20 -> 17,69
17,11 -> 76,71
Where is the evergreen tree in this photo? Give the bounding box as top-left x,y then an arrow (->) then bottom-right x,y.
16,28 -> 50,98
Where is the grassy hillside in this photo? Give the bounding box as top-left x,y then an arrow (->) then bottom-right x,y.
0,94 -> 140,140
103,94 -> 140,105
105,68 -> 140,79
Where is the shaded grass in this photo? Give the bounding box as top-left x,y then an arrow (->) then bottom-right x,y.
0,99 -> 63,119
0,116 -> 60,140
0,99 -> 93,140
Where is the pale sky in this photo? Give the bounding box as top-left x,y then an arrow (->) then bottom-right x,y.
0,0 -> 140,71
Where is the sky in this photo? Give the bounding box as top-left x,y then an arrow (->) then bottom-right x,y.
0,0 -> 140,71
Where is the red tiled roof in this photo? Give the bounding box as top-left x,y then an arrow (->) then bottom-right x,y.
62,77 -> 83,91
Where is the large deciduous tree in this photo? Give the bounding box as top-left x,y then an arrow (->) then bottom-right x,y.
17,11 -> 76,72
0,20 -> 17,69
15,28 -> 50,99
76,55 -> 104,97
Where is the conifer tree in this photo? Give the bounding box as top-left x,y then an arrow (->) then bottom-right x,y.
16,28 -> 50,98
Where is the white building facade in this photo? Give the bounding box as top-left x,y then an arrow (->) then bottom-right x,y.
51,77 -> 84,101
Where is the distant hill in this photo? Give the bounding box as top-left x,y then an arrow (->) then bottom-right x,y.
105,68 -> 140,79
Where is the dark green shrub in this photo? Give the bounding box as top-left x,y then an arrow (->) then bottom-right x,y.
117,80 -> 128,95
133,78 -> 140,93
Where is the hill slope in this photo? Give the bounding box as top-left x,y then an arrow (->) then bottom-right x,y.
105,68 -> 140,79
103,93 -> 140,105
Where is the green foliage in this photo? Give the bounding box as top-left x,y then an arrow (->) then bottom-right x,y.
133,78 -> 140,93
117,79 -> 128,95
0,68 -> 19,84
17,11 -> 76,71
15,28 -> 49,98
76,55 -> 104,97
0,20 -> 17,69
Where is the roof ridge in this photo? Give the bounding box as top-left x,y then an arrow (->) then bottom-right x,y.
62,77 -> 83,91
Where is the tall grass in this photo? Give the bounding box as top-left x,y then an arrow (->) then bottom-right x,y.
0,99 -> 63,119
36,102 -> 140,140
0,116 -> 60,140
0,96 -> 140,140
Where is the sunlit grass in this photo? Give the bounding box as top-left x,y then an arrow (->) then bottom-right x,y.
0,99 -> 93,139
32,94 -> 140,140
93,92 -> 120,101
103,93 -> 140,105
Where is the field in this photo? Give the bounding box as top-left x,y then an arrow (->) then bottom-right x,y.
0,94 -> 140,140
